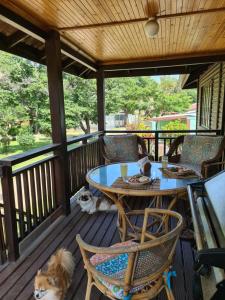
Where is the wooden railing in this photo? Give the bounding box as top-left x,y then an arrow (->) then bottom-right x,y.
0,131 -> 103,263
0,129 -> 221,264
67,132 -> 104,196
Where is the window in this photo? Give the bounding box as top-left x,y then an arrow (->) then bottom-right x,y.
200,80 -> 213,128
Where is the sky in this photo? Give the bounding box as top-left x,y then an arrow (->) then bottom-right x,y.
151,75 -> 179,82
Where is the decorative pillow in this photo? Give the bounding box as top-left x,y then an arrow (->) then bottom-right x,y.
103,135 -> 139,162
180,135 -> 224,166
90,240 -> 151,299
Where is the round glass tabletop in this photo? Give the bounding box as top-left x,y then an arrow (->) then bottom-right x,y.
86,162 -> 199,196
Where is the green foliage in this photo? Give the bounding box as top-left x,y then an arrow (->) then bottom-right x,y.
0,52 -> 50,136
161,120 -> 188,137
17,127 -> 35,151
0,51 -> 197,143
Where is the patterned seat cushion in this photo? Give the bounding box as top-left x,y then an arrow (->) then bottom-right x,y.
90,240 -> 148,299
180,135 -> 224,167
103,135 -> 139,162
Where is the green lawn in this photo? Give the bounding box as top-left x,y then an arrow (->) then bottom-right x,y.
0,136 -> 52,170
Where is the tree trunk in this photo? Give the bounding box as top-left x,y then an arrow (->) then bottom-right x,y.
84,116 -> 91,134
79,118 -> 91,134
124,111 -> 129,128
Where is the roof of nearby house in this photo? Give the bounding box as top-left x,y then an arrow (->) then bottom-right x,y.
148,103 -> 196,122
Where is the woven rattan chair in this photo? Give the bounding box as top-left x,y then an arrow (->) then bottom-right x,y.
165,135 -> 225,178
76,208 -> 183,300
100,134 -> 153,163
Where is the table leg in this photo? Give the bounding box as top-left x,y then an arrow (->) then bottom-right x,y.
101,191 -> 137,241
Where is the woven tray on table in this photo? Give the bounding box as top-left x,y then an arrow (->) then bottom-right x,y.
159,167 -> 199,179
111,177 -> 160,190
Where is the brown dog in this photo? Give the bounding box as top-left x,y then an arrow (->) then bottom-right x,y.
34,249 -> 75,300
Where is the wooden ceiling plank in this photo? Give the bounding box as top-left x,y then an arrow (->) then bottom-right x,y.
106,3 -> 138,55
104,0 -> 140,55
112,0 -> 140,57
71,0 -> 130,59
90,0 -> 132,58
107,1 -> 135,56
57,6 -> 225,31
109,3 -> 141,55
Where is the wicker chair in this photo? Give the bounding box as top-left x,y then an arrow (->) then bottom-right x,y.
166,135 -> 225,178
100,134 -> 153,163
76,208 -> 183,300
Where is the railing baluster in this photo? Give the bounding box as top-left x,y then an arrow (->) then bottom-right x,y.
35,166 -> 43,222
23,171 -> 32,233
15,174 -> 25,239
46,161 -> 52,213
50,160 -> 57,210
29,169 -> 38,227
41,164 -> 48,217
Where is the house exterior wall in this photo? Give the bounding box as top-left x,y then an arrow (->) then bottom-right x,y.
197,63 -> 225,132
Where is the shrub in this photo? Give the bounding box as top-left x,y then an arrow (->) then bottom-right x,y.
17,128 -> 35,151
0,135 -> 10,153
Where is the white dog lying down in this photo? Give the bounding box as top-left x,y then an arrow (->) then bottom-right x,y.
77,190 -> 117,214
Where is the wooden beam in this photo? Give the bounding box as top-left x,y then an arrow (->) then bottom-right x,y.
87,65 -> 203,78
58,7 -> 225,31
0,33 -> 44,65
45,30 -> 70,216
61,43 -> 97,72
0,4 -> 97,71
62,58 -> 76,70
97,68 -> 105,131
102,54 -> 225,71
7,31 -> 28,48
0,4 -> 46,42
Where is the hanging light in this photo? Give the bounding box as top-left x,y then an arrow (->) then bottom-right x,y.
144,17 -> 159,37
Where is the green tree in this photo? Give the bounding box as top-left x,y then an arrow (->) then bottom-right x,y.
161,120 -> 188,137
105,77 -> 161,126
0,52 -> 50,135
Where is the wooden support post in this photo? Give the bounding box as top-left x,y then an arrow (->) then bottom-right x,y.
1,165 -> 19,261
45,30 -> 70,215
97,68 -> 105,132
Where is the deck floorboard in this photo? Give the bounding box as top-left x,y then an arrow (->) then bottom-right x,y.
0,196 -> 194,300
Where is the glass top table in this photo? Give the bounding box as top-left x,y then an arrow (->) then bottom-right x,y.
86,162 -> 199,241
86,162 -> 199,197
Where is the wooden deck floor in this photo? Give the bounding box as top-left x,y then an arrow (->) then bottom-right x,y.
0,196 -> 195,300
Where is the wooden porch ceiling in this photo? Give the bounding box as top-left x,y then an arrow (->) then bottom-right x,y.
0,1 -> 225,78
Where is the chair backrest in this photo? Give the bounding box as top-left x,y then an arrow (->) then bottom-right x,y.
132,209 -> 183,281
77,209 -> 183,291
103,134 -> 139,162
180,135 -> 224,165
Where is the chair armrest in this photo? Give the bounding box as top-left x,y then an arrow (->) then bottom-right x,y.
166,135 -> 184,158
137,136 -> 154,161
202,161 -> 225,178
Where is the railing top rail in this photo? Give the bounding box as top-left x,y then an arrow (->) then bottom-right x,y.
104,129 -> 221,134
12,155 -> 57,176
0,143 -> 60,167
66,131 -> 103,145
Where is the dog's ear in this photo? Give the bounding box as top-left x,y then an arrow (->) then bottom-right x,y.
37,269 -> 41,276
47,276 -> 58,286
